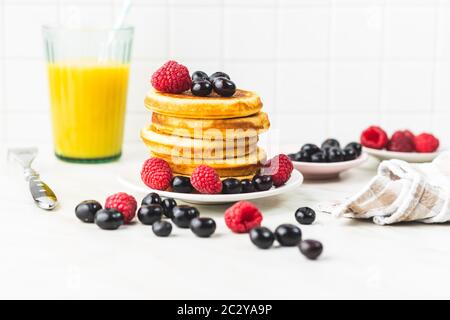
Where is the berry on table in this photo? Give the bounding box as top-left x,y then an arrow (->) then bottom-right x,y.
172,205 -> 200,228
152,220 -> 172,237
310,151 -> 326,163
252,175 -> 273,191
241,179 -> 255,193
293,150 -> 311,162
222,178 -> 242,194
344,142 -> 362,156
249,226 -> 275,249
213,77 -> 236,97
387,131 -> 415,152
295,207 -> 316,225
360,126 -> 388,149
301,143 -> 321,156
141,157 -> 173,191
141,192 -> 162,206
414,133 -> 439,153
75,200 -> 102,223
137,204 -> 163,225
191,80 -> 213,97
261,154 -> 293,187
326,147 -> 344,162
161,198 -> 177,218
224,201 -> 263,233
321,138 -> 340,150
275,224 -> 302,246
299,240 -> 323,260
209,71 -> 230,83
191,165 -> 222,194
151,60 -> 192,94
105,192 -> 137,224
95,208 -> 124,230
192,71 -> 209,82
343,147 -> 357,161
171,176 -> 194,193
189,217 -> 216,238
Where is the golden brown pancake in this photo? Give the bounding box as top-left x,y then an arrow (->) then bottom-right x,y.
150,112 -> 270,139
144,89 -> 262,119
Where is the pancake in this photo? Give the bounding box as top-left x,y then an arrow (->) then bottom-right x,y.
144,89 -> 262,119
150,148 -> 267,178
150,112 -> 270,139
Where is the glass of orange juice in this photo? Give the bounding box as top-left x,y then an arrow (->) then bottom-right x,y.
42,26 -> 133,163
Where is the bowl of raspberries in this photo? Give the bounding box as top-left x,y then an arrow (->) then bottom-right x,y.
360,126 -> 441,162
288,138 -> 368,180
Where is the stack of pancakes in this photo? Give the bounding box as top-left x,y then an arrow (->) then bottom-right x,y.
141,89 -> 270,178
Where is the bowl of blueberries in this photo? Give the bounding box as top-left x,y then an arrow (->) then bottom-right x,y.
288,139 -> 368,180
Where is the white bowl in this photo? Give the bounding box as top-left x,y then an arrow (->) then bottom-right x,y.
363,147 -> 440,163
291,153 -> 369,180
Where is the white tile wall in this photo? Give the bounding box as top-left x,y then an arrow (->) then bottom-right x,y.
0,0 -> 449,148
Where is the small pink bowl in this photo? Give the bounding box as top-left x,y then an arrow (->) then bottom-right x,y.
292,153 -> 369,180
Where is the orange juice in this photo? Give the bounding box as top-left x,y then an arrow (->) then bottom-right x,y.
48,61 -> 130,161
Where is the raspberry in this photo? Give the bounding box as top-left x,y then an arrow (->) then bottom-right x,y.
224,201 -> 263,233
190,165 -> 222,194
141,157 -> 173,191
403,130 -> 415,142
387,131 -> 415,152
105,192 -> 137,224
414,133 -> 439,153
360,126 -> 388,149
151,60 -> 192,94
261,154 -> 294,187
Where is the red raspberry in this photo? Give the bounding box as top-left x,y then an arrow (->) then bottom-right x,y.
105,192 -> 137,224
224,201 -> 263,233
261,154 -> 294,187
151,60 -> 192,94
414,133 -> 439,153
403,130 -> 415,142
360,126 -> 388,149
190,165 -> 222,194
141,157 -> 172,191
387,131 -> 415,152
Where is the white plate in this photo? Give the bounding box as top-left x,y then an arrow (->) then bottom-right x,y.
363,147 -> 440,163
291,153 -> 369,180
117,167 -> 304,205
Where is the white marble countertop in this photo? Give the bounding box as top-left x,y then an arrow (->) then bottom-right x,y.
1,143 -> 450,299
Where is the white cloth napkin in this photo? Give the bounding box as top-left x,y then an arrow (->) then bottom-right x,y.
332,152 -> 450,225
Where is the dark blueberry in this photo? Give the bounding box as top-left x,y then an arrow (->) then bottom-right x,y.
161,198 -> 177,218
137,204 -> 163,225
152,220 -> 172,237
310,151 -> 326,163
241,179 -> 255,193
275,224 -> 302,247
141,192 -> 161,206
252,175 -> 273,191
171,176 -> 194,193
345,142 -> 362,156
209,71 -> 230,83
299,240 -> 323,260
189,217 -> 216,238
249,227 -> 275,249
326,147 -> 345,162
192,71 -> 209,82
321,138 -> 340,150
301,143 -> 321,156
288,153 -> 296,161
75,200 -> 102,223
222,178 -> 242,194
172,205 -> 200,228
343,147 -> 357,161
213,77 -> 236,97
295,207 -> 316,225
191,80 -> 213,97
94,209 -> 124,230
293,150 -> 311,162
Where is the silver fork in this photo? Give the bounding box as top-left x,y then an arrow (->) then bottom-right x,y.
8,147 -> 58,210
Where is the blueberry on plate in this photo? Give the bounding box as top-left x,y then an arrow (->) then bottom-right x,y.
171,176 -> 194,193
192,71 -> 209,82
191,80 -> 213,97
241,179 -> 255,193
301,143 -> 321,156
209,71 -> 230,83
326,147 -> 344,162
75,200 -> 102,223
299,239 -> 323,260
161,198 -> 177,218
142,192 -> 161,206
190,217 -> 216,238
249,226 -> 275,249
222,178 -> 242,194
295,207 -> 316,225
95,208 -> 124,230
213,77 -> 236,97
172,205 -> 200,228
252,175 -> 273,192
275,224 -> 302,247
152,220 -> 172,237
343,147 -> 357,161
321,138 -> 340,150
345,142 -> 362,157
310,151 -> 326,163
137,204 -> 163,225
293,150 -> 311,162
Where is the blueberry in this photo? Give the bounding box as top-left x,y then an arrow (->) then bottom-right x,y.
343,147 -> 357,161
249,227 -> 275,249
293,150 -> 311,162
275,224 -> 302,247
295,207 -> 316,225
192,71 -> 209,82
222,178 -> 242,194
172,205 -> 200,228
209,71 -> 230,83
321,138 -> 340,150
152,220 -> 172,237
189,217 -> 216,238
252,175 -> 273,191
213,77 -> 236,97
299,240 -> 323,260
301,143 -> 321,156
326,147 -> 344,162
161,198 -> 177,218
310,151 -> 326,163
288,153 -> 296,161
137,204 -> 163,225
191,80 -> 213,97
345,142 -> 362,157
241,179 -> 255,193
94,209 -> 124,230
75,200 -> 102,223
142,192 -> 161,206
171,176 -> 194,193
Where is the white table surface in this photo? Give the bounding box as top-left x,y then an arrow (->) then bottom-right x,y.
1,143 -> 450,300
